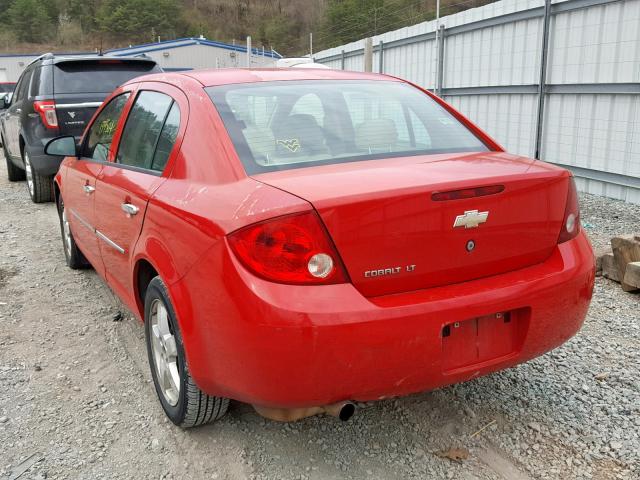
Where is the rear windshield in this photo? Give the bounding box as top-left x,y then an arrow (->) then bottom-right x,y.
207,80 -> 488,174
53,61 -> 159,94
0,83 -> 15,93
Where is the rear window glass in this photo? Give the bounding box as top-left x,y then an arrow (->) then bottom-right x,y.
0,83 -> 15,93
53,61 -> 158,94
206,80 -> 488,174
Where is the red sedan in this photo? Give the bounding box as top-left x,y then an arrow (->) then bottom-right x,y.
46,69 -> 595,427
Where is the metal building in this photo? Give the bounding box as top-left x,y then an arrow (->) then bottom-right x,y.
0,36 -> 281,82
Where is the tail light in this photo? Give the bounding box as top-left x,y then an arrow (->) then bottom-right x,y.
228,211 -> 349,285
33,100 -> 58,129
558,176 -> 580,244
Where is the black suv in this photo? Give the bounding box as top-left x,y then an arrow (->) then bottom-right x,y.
0,54 -> 162,202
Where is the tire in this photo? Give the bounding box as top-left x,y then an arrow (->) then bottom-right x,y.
24,149 -> 53,203
144,276 -> 229,428
57,196 -> 90,269
2,137 -> 25,182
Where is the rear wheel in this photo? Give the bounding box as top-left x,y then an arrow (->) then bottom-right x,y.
24,150 -> 53,203
57,196 -> 89,269
145,277 -> 229,428
3,138 -> 25,182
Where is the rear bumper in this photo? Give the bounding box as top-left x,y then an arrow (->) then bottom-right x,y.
175,231 -> 594,408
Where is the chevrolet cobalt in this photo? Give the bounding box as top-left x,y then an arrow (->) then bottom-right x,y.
45,69 -> 595,427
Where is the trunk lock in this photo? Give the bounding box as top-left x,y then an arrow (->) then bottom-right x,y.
466,239 -> 476,252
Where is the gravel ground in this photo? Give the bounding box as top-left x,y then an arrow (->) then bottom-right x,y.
0,154 -> 638,480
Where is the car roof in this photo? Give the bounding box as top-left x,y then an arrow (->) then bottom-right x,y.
124,68 -> 401,88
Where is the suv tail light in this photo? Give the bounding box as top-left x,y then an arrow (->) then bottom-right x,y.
558,176 -> 580,244
228,211 -> 349,285
33,100 -> 58,129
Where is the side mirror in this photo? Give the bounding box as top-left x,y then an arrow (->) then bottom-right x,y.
0,96 -> 8,110
45,136 -> 78,157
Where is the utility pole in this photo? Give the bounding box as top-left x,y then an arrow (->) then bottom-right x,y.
364,37 -> 373,72
434,0 -> 441,93
246,35 -> 252,68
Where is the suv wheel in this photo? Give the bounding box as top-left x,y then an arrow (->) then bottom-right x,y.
144,276 -> 229,428
3,137 -> 25,182
24,150 -> 53,203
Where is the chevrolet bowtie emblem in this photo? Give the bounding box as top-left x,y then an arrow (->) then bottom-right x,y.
453,209 -> 489,229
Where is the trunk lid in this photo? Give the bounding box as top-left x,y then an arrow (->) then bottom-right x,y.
254,152 -> 570,297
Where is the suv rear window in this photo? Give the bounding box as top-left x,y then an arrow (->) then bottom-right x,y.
53,60 -> 159,94
207,80 -> 488,174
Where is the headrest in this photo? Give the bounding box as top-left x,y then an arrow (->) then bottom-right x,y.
242,125 -> 276,164
355,118 -> 398,152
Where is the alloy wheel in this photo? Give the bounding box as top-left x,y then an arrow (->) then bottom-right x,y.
24,152 -> 34,196
61,204 -> 72,257
149,299 -> 181,406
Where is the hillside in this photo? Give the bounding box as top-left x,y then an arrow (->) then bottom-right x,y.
0,0 -> 495,56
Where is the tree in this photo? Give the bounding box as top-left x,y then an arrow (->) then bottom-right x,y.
316,0 -> 442,51
8,0 -> 54,43
65,0 -> 100,34
96,0 -> 181,43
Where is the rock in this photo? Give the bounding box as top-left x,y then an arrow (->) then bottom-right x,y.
611,236 -> 640,291
622,262 -> 640,290
151,438 -> 161,451
594,247 -> 611,276
601,253 -> 621,282
528,422 -> 541,433
0,416 -> 8,423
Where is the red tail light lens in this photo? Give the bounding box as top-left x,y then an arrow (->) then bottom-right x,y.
228,212 -> 349,285
33,100 -> 58,129
558,176 -> 580,244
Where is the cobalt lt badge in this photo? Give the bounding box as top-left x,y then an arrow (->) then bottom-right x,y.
453,209 -> 489,229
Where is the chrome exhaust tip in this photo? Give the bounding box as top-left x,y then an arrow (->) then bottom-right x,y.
325,401 -> 356,421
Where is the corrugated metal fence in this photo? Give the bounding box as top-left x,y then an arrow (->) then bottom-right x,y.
314,0 -> 640,204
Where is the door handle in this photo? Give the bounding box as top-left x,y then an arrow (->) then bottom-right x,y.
83,185 -> 95,194
121,203 -> 139,216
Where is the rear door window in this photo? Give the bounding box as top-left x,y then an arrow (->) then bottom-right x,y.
116,91 -> 177,172
13,68 -> 33,103
151,102 -> 180,172
53,61 -> 158,94
84,93 -> 130,161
